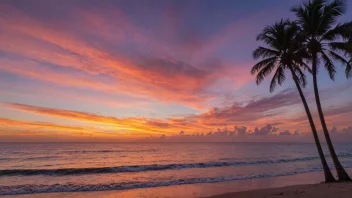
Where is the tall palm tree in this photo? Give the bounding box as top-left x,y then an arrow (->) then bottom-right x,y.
252,20 -> 336,182
291,0 -> 352,181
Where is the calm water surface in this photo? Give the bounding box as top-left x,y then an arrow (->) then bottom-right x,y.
0,142 -> 352,195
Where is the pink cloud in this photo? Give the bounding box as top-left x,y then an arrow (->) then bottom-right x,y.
0,4 -> 241,109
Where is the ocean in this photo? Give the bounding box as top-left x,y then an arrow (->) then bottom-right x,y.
0,142 -> 352,196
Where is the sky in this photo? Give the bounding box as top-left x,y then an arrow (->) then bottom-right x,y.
0,0 -> 351,142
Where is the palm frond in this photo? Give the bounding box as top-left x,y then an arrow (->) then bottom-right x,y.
295,48 -> 311,59
325,0 -> 346,16
346,58 -> 352,78
269,72 -> 278,93
322,21 -> 352,41
255,61 -> 277,85
295,58 -> 313,74
328,41 -> 352,54
297,0 -> 326,34
291,3 -> 311,29
321,51 -> 336,80
318,0 -> 347,34
293,66 -> 308,88
269,66 -> 286,93
251,57 -> 277,75
253,47 -> 280,59
256,33 -> 281,50
276,66 -> 286,86
326,50 -> 349,65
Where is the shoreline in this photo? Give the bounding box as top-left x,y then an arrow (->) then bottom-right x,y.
3,182 -> 352,198
2,169 -> 351,197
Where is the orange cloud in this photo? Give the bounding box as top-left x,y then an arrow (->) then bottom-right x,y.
1,102 -> 213,136
2,85 -> 352,141
0,3 -> 257,110
0,117 -> 154,139
0,118 -> 90,132
1,103 -> 177,134
0,89 -> 315,137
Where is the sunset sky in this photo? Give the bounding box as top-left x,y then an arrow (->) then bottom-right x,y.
0,0 -> 351,142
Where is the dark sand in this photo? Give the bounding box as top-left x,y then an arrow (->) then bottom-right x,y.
207,182 -> 352,198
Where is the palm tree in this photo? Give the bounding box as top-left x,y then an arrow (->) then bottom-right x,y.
251,20 -> 336,182
291,0 -> 352,181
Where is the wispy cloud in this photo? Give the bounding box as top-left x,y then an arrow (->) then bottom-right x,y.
0,89 -> 312,135
1,84 -> 352,142
0,3 -> 247,109
0,118 -> 90,132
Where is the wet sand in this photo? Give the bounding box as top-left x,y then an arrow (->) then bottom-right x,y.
207,182 -> 352,198
2,170 -> 351,198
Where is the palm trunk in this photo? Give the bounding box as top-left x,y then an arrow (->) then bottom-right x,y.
312,54 -> 351,181
289,66 -> 335,182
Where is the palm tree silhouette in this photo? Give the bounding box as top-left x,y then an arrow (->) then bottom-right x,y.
291,0 -> 352,181
251,20 -> 336,182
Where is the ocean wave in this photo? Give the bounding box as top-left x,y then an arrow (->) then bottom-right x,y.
0,156 -> 57,161
62,149 -> 157,154
0,168 -> 324,195
22,156 -> 58,161
0,158 -> 13,161
219,152 -> 352,162
8,149 -> 158,155
2,154 -> 351,176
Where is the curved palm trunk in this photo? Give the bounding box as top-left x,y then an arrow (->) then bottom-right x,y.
312,55 -> 351,181
289,66 -> 335,182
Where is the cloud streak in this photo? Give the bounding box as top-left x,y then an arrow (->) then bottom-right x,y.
0,3 -> 247,109
0,118 -> 89,132
1,84 -> 352,141
0,89 -> 316,136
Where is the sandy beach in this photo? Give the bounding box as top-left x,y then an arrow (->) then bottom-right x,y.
208,182 -> 352,198
2,170 -> 351,198
3,182 -> 352,198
